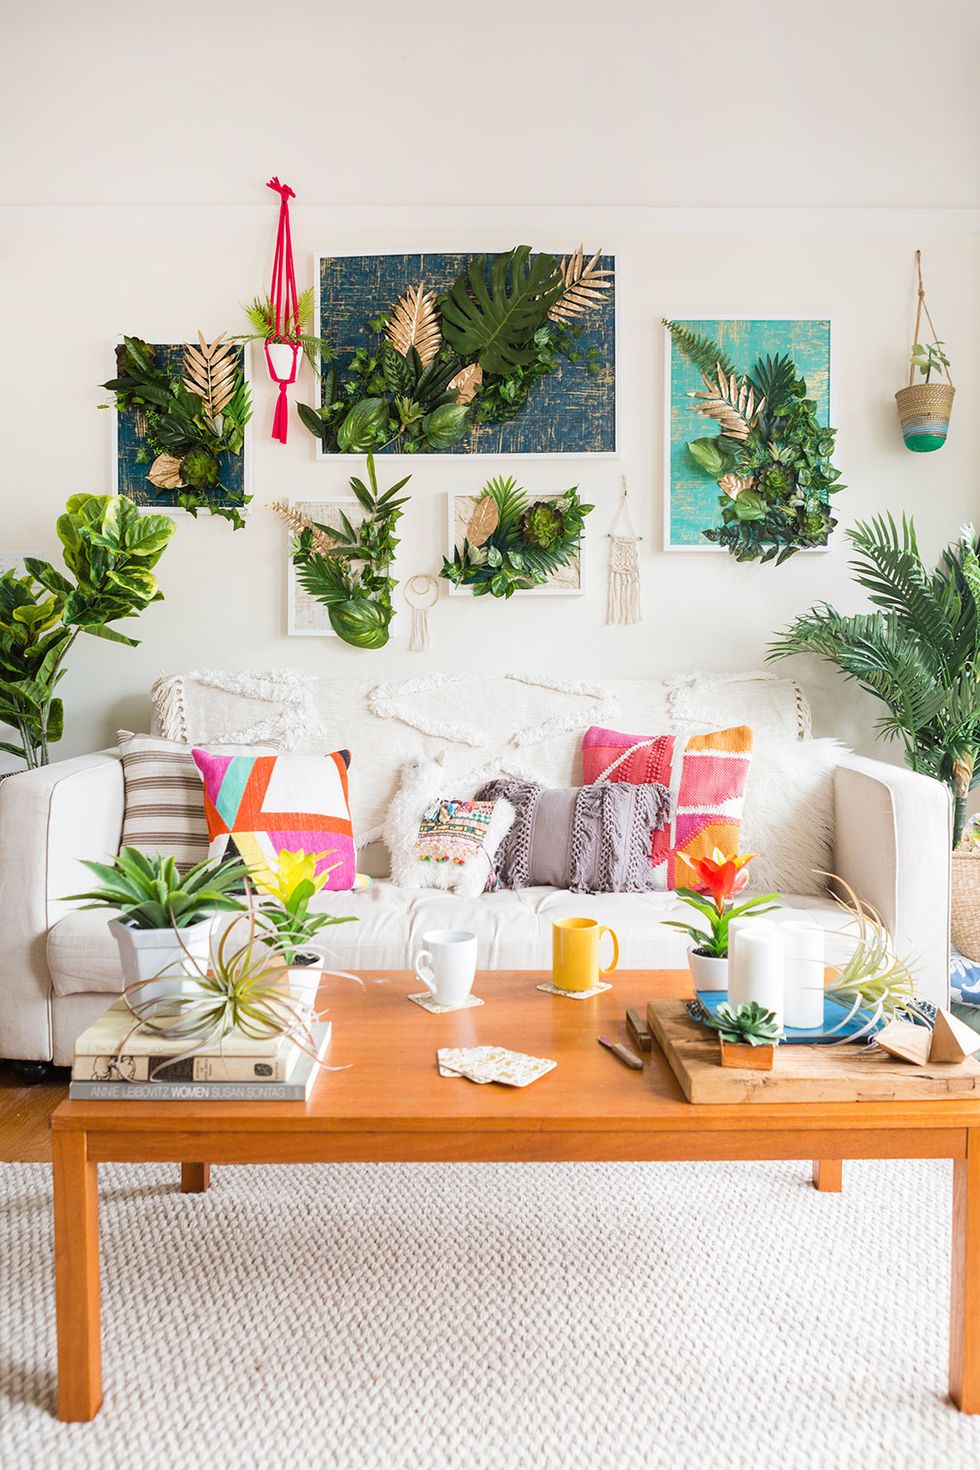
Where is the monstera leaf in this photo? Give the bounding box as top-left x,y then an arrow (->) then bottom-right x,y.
441,247 -> 563,377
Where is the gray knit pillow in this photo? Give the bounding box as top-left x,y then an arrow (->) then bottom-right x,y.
474,779 -> 671,894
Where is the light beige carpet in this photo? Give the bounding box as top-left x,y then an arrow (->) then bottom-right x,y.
2,1159 -> 979,1468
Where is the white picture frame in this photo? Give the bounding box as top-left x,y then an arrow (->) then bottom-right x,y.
285,497 -> 366,637
445,491 -> 587,597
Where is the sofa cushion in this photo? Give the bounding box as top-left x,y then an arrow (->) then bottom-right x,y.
48,883 -> 847,997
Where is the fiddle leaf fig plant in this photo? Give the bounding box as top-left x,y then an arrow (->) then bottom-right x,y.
0,495 -> 175,768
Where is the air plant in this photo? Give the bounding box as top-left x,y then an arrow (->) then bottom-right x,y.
820,874 -> 916,1041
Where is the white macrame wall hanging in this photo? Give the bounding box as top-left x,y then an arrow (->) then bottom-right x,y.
607,476 -> 642,624
404,574 -> 440,652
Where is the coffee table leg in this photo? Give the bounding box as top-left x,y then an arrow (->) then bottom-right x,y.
180,1163 -> 211,1194
53,1131 -> 102,1421
951,1130 -> 980,1412
812,1159 -> 842,1193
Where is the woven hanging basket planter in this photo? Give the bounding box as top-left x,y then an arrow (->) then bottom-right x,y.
896,381 -> 955,453
951,850 -> 980,961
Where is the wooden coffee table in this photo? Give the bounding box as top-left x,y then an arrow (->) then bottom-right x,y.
51,969 -> 980,1420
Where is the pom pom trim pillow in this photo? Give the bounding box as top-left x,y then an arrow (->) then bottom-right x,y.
385,756 -> 516,898
192,749 -> 356,892
581,724 -> 753,889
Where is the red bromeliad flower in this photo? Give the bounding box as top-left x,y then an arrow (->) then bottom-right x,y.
683,849 -> 755,915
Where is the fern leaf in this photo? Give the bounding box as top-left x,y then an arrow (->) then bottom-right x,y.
484,475 -> 528,530
294,553 -> 353,606
548,246 -> 614,323
182,332 -> 239,418
689,367 -> 764,440
748,353 -> 797,412
385,283 -> 442,368
663,320 -> 737,378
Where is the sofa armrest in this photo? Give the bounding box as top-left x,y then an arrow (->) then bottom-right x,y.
833,754 -> 951,1006
0,751 -> 123,1060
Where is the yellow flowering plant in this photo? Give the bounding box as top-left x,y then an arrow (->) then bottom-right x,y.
251,849 -> 357,964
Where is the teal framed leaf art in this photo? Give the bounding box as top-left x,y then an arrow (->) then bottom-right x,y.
663,318 -> 833,555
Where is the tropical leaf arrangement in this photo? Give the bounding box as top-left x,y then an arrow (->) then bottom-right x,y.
0,495 -> 175,769
663,319 -> 844,563
441,477 -> 593,598
299,245 -> 613,454
270,455 -> 410,649
237,287 -> 331,365
770,516 -> 980,847
102,334 -> 253,529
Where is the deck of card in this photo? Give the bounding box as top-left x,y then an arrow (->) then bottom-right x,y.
437,1046 -> 556,1087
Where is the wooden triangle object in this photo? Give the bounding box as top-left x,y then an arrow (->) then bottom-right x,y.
875,1020 -> 932,1067
929,1008 -> 980,1064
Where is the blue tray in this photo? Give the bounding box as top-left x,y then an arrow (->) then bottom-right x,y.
690,989 -> 877,1045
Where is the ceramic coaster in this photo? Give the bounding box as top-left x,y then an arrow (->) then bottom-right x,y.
536,980 -> 613,1001
438,1045 -> 556,1087
408,992 -> 484,1015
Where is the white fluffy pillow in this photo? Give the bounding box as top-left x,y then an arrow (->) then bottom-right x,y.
740,737 -> 846,897
384,755 -> 516,898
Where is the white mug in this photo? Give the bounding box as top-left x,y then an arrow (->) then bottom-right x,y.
413,929 -> 478,1007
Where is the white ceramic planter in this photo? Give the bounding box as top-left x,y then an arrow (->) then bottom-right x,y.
286,954 -> 323,1010
687,945 -> 728,992
109,917 -> 213,1010
265,340 -> 301,383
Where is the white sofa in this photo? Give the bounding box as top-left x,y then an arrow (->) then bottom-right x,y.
0,669 -> 952,1064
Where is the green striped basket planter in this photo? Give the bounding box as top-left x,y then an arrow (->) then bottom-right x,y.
895,382 -> 955,452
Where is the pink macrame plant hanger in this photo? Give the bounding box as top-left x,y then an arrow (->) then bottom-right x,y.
264,176 -> 303,444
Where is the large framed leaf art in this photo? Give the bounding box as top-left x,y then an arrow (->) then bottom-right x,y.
104,336 -> 253,529
443,480 -> 593,597
663,318 -> 841,563
302,248 -> 617,456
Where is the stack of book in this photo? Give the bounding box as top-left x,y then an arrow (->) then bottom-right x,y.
70,997 -> 330,1101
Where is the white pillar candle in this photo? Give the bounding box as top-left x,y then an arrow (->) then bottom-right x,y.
732,929 -> 785,1029
727,917 -> 776,1008
780,921 -> 825,1030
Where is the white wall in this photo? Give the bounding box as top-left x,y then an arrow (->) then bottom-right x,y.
1,4 -> 979,769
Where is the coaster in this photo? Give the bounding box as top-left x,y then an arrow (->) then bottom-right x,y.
536,980 -> 613,1001
437,1045 -> 557,1087
408,992 -> 484,1015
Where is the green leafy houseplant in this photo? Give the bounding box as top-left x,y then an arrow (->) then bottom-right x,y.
663,320 -> 844,563
250,849 -> 357,965
770,515 -> 980,847
910,338 -> 951,384
0,495 -> 175,769
273,455 -> 410,649
65,849 -> 247,931
703,1000 -> 781,1047
441,477 -> 593,598
298,245 -> 611,454
662,851 -> 779,959
102,335 -> 253,529
237,288 -> 332,365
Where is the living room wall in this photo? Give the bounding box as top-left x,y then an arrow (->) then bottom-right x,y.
2,2 -> 979,772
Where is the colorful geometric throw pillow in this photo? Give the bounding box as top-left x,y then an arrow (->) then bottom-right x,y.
581,724 -> 753,890
191,749 -> 356,892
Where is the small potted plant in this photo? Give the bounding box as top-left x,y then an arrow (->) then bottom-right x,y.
703,1000 -> 780,1070
65,849 -> 246,1009
663,849 -> 779,990
251,849 -> 358,1007
895,252 -> 954,453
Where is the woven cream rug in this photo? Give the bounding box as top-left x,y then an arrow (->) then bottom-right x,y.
2,1159 -> 979,1468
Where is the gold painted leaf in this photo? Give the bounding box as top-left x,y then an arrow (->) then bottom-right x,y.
182,331 -> 239,418
688,366 -> 765,441
466,493 -> 499,548
147,453 -> 185,490
447,362 -> 483,404
385,282 -> 442,367
268,501 -> 336,555
548,246 -> 615,323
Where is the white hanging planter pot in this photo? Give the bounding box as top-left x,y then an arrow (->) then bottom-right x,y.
265,340 -> 301,385
687,945 -> 728,992
110,917 -> 213,1013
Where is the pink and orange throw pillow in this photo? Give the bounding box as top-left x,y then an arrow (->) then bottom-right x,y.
581,724 -> 753,889
191,749 -> 356,892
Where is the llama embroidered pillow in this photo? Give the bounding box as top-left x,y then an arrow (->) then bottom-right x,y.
385,757 -> 516,897
581,724 -> 753,889
191,749 -> 356,892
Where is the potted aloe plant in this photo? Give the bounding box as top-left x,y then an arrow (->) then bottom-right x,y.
65,850 -> 247,1010
251,849 -> 358,1007
703,1001 -> 781,1071
663,850 -> 779,990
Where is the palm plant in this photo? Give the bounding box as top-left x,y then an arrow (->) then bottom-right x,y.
770,515 -> 980,845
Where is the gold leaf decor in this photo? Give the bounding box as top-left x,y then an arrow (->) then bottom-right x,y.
268,501 -> 336,556
465,493 -> 500,547
688,366 -> 765,441
718,472 -> 754,501
386,282 -> 442,367
147,453 -> 186,490
548,246 -> 615,323
182,331 -> 239,419
447,362 -> 483,404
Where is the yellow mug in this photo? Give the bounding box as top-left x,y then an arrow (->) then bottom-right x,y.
552,916 -> 620,993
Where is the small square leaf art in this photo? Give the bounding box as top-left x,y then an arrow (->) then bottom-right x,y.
446,491 -> 586,596
285,499 -> 367,636
664,318 -> 831,550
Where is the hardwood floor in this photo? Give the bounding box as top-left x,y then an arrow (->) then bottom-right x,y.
0,1062 -> 69,1163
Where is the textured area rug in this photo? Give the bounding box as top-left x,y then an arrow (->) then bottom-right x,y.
2,1159 -> 979,1469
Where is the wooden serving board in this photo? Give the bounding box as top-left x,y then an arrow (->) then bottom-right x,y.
648,1001 -> 980,1104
